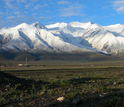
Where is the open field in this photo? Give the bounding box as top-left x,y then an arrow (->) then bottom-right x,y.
1,61 -> 124,107
1,60 -> 124,70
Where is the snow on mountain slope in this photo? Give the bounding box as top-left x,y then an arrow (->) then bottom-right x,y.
82,28 -> 124,54
1,22 -> 124,54
46,22 -> 67,29
105,24 -> 124,33
0,22 -> 91,53
46,22 -> 124,54
69,22 -> 100,29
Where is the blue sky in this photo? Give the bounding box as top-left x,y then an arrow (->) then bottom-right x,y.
0,0 -> 124,28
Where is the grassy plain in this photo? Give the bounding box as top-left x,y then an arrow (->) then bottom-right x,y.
1,60 -> 124,107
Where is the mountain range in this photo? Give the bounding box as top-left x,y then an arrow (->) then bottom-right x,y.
1,21 -> 124,58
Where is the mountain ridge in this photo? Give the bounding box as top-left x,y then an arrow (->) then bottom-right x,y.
1,21 -> 124,55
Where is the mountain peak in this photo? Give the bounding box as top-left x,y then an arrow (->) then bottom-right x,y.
107,24 -> 124,28
15,23 -> 29,29
32,22 -> 46,29
86,21 -> 94,24
46,22 -> 67,29
69,21 -> 99,29
1,21 -> 124,55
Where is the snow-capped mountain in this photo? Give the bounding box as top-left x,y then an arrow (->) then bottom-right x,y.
1,21 -> 124,55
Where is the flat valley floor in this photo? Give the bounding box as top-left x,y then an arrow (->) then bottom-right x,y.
1,60 -> 124,107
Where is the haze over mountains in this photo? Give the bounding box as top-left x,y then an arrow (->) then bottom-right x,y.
1,21 -> 124,56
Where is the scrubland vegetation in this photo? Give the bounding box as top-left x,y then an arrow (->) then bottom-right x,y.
1,61 -> 124,107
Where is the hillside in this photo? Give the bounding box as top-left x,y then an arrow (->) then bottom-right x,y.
1,22 -> 124,56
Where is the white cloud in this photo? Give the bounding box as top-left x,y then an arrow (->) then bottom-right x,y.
8,16 -> 15,20
34,4 -> 48,10
3,0 -> 36,9
113,0 -> 124,12
31,0 -> 38,2
38,16 -> 51,20
0,12 -> 5,16
60,4 -> 84,17
58,0 -> 70,5
3,0 -> 17,9
17,0 -> 26,3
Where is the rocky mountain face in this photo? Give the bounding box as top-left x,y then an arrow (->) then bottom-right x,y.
1,22 -> 124,55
